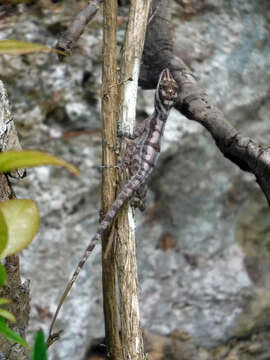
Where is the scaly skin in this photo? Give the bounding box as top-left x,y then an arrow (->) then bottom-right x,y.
48,68 -> 178,338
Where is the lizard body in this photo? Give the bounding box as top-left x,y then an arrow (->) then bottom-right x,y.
49,68 -> 178,337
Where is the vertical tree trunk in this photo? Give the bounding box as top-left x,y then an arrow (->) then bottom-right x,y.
0,83 -> 30,360
101,1 -> 123,359
116,0 -> 152,359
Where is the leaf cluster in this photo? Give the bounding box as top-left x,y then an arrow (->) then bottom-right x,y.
0,150 -> 78,357
0,264 -> 47,358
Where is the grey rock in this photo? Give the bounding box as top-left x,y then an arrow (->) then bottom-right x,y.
1,0 -> 270,359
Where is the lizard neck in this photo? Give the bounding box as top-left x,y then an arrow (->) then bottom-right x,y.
154,91 -> 172,121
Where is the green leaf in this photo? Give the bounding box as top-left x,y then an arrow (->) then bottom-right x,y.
0,298 -> 11,305
0,40 -> 66,56
0,309 -> 15,322
31,330 -> 47,360
0,199 -> 40,258
0,317 -> 29,347
0,210 -> 8,257
0,150 -> 79,176
0,264 -> 6,286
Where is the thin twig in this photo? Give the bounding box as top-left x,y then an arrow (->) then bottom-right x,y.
56,0 -> 101,58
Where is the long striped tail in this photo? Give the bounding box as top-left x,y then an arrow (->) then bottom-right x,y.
48,173 -> 143,339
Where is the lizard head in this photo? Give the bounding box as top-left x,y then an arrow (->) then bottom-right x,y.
158,68 -> 178,107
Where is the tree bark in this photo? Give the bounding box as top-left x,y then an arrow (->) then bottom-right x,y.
0,82 -> 30,360
116,0 -> 152,359
101,1 -> 123,359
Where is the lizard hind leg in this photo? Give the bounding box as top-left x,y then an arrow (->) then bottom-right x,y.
131,184 -> 147,212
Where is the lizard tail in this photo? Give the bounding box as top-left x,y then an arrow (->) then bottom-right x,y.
48,173 -> 143,340
95,173 -> 142,237
48,232 -> 101,340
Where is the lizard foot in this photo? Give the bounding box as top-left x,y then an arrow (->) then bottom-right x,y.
131,197 -> 146,212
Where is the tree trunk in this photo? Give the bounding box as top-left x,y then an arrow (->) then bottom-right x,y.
0,82 -> 30,360
116,0 -> 152,359
101,1 -> 123,359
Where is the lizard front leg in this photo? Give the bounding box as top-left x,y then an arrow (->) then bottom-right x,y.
117,120 -> 145,140
101,120 -> 142,167
131,183 -> 147,212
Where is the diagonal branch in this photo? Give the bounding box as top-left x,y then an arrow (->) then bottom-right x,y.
56,0 -> 102,57
139,0 -> 270,206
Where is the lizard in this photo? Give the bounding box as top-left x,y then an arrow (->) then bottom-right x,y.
48,68 -> 178,338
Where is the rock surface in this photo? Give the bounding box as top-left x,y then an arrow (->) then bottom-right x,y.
1,0 -> 270,359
